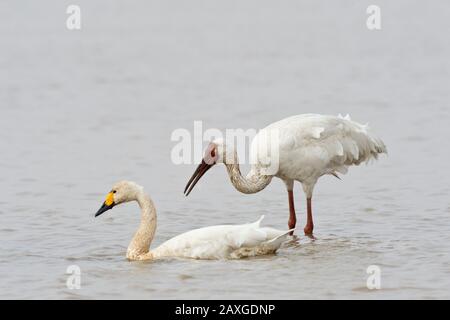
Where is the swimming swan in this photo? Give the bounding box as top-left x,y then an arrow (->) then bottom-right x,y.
95,181 -> 293,260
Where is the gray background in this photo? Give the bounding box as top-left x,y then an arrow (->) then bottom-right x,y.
0,0 -> 449,299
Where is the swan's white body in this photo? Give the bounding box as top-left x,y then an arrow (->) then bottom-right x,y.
95,181 -> 292,261
249,113 -> 387,197
152,215 -> 291,260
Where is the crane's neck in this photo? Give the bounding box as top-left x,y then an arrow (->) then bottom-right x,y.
126,192 -> 157,261
225,159 -> 273,194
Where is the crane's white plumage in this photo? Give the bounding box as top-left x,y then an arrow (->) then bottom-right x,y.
250,113 -> 387,197
185,113 -> 387,236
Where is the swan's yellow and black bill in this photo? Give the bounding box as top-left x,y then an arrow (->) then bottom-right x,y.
184,159 -> 214,196
95,192 -> 115,217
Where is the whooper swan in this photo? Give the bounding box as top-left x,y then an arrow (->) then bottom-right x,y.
95,181 -> 293,261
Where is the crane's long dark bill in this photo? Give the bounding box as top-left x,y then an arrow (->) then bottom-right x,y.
184,160 -> 213,196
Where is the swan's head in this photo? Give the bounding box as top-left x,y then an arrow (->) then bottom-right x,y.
95,181 -> 144,217
184,138 -> 235,196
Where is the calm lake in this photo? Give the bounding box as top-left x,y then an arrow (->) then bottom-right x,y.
0,1 -> 449,299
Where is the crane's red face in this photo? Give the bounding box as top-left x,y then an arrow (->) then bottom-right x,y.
184,143 -> 218,196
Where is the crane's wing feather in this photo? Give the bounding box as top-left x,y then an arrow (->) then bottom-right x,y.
252,114 -> 386,178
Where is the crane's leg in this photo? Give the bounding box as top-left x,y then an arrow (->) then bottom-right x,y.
287,190 -> 296,235
304,197 -> 314,237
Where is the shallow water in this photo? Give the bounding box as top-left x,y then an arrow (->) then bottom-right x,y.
1,1 -> 450,299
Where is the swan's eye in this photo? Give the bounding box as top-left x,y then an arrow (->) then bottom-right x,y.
211,149 -> 216,157
112,190 -> 117,194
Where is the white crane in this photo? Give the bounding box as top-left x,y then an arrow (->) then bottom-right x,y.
184,114 -> 387,236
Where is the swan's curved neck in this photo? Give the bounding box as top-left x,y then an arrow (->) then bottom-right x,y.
126,192 -> 157,261
224,155 -> 272,194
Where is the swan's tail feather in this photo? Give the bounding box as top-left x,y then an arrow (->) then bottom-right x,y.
257,215 -> 265,224
265,228 -> 295,249
230,227 -> 294,259
267,229 -> 295,242
250,215 -> 265,228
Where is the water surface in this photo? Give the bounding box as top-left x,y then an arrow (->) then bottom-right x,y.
1,1 -> 449,299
